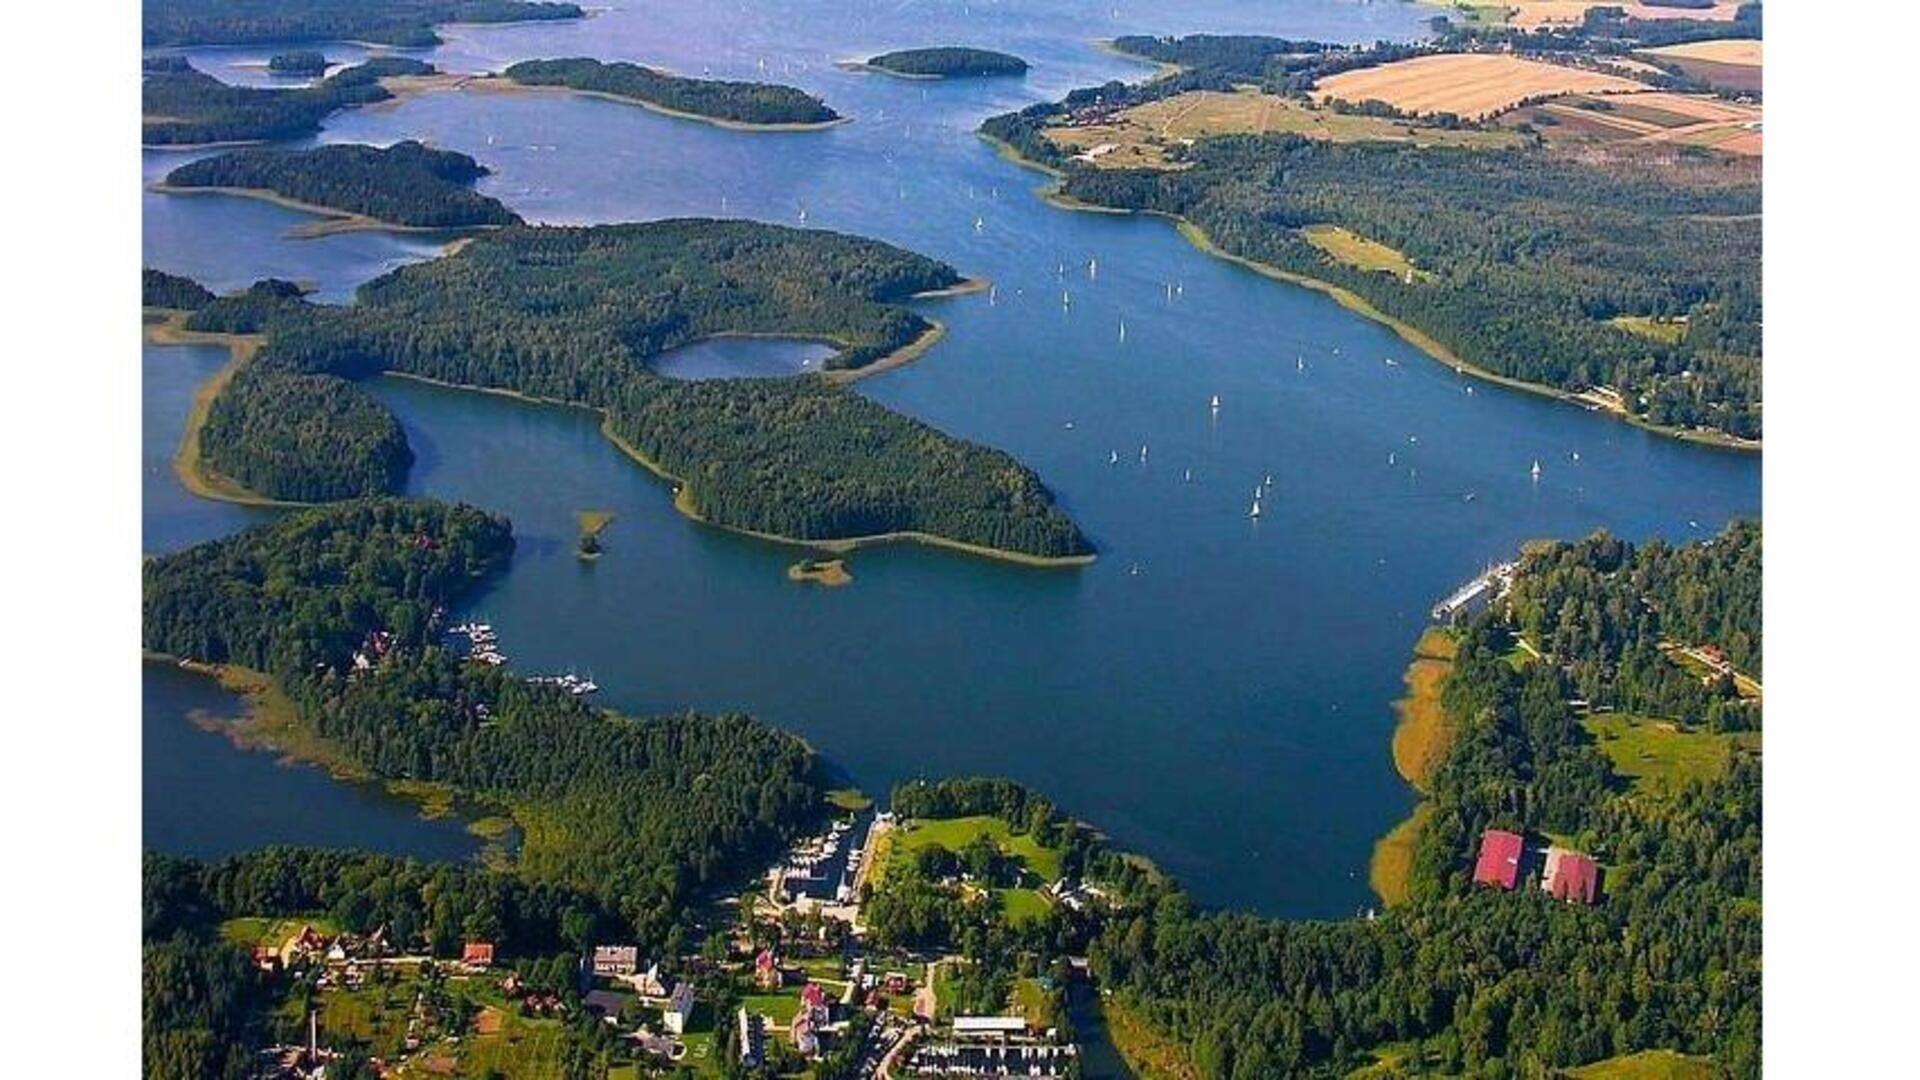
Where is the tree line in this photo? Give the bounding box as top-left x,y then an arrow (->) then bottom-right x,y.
866,47 -> 1029,78
143,0 -> 583,48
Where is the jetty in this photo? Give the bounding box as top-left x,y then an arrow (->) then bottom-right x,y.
1431,561 -> 1518,621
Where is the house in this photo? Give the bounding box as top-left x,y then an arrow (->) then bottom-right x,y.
952,1016 -> 1029,1038
626,961 -> 668,998
1472,829 -> 1526,891
462,941 -> 496,968
592,944 -> 640,978
754,948 -> 782,990
1541,847 -> 1601,905
251,946 -> 281,972
791,1010 -> 820,1057
737,1008 -> 767,1069
800,982 -> 829,1013
279,924 -> 327,967
663,982 -> 697,1034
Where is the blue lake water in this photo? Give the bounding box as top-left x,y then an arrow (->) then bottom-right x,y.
142,0 -> 1761,914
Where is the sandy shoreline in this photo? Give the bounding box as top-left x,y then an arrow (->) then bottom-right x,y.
144,310 -> 301,507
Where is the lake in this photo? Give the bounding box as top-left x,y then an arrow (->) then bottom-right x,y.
142,0 -> 1761,915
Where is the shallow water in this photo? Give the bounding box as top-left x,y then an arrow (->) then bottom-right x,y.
142,0 -> 1761,915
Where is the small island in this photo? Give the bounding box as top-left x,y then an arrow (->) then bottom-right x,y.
498,57 -> 843,130
143,57 -> 437,146
787,558 -> 852,587
860,46 -> 1029,79
267,50 -> 329,77
576,509 -> 614,560
158,140 -> 522,233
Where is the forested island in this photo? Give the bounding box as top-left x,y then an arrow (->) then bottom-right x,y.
983,27 -> 1763,443
143,57 -> 437,146
266,50 -> 329,77
166,220 -> 1092,561
143,267 -> 216,310
142,499 -> 828,1076
501,58 -> 843,129
143,0 -> 584,48
160,141 -> 521,230
862,47 -> 1029,78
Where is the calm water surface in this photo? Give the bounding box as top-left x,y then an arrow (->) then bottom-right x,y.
143,0 -> 1761,914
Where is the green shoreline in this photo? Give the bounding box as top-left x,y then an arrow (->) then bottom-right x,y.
148,182 -> 509,238
981,132 -> 1761,453
472,75 -> 851,132
380,370 -> 1096,570
144,311 -> 305,508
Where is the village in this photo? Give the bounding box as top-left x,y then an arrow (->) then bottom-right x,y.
231,800 -> 1098,1079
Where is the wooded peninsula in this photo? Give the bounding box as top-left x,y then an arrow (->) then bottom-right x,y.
143,57 -> 437,146
165,219 -> 1092,562
160,141 -> 521,230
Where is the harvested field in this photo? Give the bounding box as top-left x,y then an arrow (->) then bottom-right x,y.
1641,38 -> 1761,67
1509,91 -> 1761,158
1507,2 -> 1742,29
1644,50 -> 1763,93
1043,87 -> 1519,168
1313,53 -> 1648,121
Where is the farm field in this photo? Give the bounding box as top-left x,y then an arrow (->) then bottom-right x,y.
1508,91 -> 1762,157
1505,1 -> 1743,30
1313,53 -> 1648,121
1582,713 -> 1761,796
1042,87 -> 1520,168
1642,37 -> 1762,68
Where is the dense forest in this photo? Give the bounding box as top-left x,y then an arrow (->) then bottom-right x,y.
143,0 -> 583,48
163,140 -> 522,228
143,267 -> 215,310
142,499 -> 827,943
266,49 -> 328,76
180,222 -> 1092,557
200,366 -> 414,501
143,57 -> 434,145
504,58 -> 840,126
985,96 -> 1762,438
866,47 -> 1029,78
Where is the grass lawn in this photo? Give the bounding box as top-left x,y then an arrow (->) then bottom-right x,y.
1010,977 -> 1060,1030
741,991 -> 802,1025
999,886 -> 1052,926
1609,314 -> 1688,344
1583,713 -> 1761,796
1303,225 -> 1431,282
1568,1049 -> 1718,1079
796,955 -> 848,982
218,915 -> 338,949
889,816 -> 1064,882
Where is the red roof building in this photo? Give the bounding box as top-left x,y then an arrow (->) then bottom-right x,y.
462,941 -> 496,967
1541,847 -> 1601,905
800,982 -> 828,1010
1473,829 -> 1525,890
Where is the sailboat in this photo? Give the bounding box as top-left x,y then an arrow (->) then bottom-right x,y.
1297,356 -> 1305,373
1210,393 -> 1221,411
1088,256 -> 1098,279
1531,459 -> 1542,481
1118,319 -> 1127,343
1389,451 -> 1397,466
1263,473 -> 1273,489
1140,444 -> 1149,463
1062,289 -> 1072,308
988,284 -> 998,305
1183,468 -> 1192,483
1249,498 -> 1262,519
973,215 -> 984,232
1109,450 -> 1119,465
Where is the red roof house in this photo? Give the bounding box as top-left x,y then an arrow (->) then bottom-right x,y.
1472,829 -> 1525,890
462,941 -> 496,967
1541,847 -> 1601,905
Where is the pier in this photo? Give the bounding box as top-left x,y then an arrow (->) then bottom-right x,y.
1431,561 -> 1518,622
